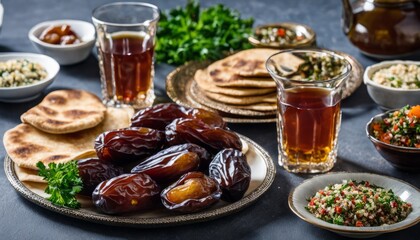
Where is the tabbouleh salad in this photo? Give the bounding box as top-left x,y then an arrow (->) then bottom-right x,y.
306,180 -> 413,227
372,105 -> 420,148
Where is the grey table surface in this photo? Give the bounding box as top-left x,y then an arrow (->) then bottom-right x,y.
0,0 -> 419,239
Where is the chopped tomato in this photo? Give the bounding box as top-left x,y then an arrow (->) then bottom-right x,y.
335,206 -> 342,214
364,181 -> 370,187
392,202 -> 398,208
362,195 -> 367,203
277,28 -> 285,37
335,196 -> 340,203
355,221 -> 364,227
320,209 -> 326,215
309,197 -> 317,206
372,123 -> 382,131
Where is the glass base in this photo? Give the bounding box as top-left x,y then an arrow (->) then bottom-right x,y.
279,158 -> 335,173
102,90 -> 155,110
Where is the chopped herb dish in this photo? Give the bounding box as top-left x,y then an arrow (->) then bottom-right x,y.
254,26 -> 305,45
306,180 -> 413,227
0,59 -> 47,87
372,105 -> 420,148
296,53 -> 345,81
372,64 -> 420,89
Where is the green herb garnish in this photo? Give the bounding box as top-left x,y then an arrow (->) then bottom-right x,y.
156,0 -> 254,65
37,161 -> 82,209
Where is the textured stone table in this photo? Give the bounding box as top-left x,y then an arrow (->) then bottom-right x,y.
0,0 -> 418,239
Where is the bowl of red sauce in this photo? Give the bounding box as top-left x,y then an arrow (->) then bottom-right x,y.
28,19 -> 95,65
366,105 -> 420,171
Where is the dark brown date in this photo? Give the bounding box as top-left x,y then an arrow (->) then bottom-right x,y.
161,171 -> 221,212
92,173 -> 160,214
209,149 -> 251,202
130,103 -> 226,130
165,118 -> 242,153
94,127 -> 164,164
131,144 -> 210,183
77,158 -> 124,196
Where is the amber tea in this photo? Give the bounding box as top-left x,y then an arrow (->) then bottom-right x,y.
92,2 -> 159,109
99,32 -> 154,105
267,49 -> 351,173
278,87 -> 341,170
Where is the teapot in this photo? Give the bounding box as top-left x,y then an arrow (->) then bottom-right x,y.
342,0 -> 420,58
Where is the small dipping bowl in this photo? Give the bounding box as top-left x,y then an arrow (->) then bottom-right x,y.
28,19 -> 95,65
248,22 -> 316,49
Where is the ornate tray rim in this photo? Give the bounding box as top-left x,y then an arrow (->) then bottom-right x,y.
165,50 -> 363,124
4,134 -> 276,228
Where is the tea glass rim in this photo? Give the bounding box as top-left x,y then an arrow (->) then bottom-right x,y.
265,49 -> 353,85
92,2 -> 160,27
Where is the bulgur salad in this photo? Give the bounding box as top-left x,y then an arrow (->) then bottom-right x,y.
0,59 -> 47,88
372,64 -> 420,89
306,180 -> 413,227
372,105 -> 420,148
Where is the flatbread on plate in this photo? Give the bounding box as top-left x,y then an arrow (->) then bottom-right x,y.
195,69 -> 276,88
204,91 -> 277,105
21,90 -> 107,134
4,107 -> 133,170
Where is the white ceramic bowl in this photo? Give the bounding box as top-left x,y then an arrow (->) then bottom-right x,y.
28,19 -> 95,65
289,172 -> 420,238
364,60 -> 420,110
0,53 -> 59,102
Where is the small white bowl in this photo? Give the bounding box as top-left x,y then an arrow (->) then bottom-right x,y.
0,53 -> 59,102
28,19 -> 95,65
364,60 -> 420,110
289,172 -> 420,238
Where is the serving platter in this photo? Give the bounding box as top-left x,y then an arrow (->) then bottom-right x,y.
288,172 -> 420,238
4,134 -> 276,227
166,50 -> 363,123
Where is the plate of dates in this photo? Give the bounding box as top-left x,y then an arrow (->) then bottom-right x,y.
4,103 -> 276,227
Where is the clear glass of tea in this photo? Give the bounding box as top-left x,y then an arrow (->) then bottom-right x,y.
92,2 -> 160,109
266,49 -> 352,173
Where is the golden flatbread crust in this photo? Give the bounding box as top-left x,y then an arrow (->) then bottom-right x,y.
195,69 -> 276,88
21,90 -> 107,134
207,48 -> 279,77
195,70 -> 275,96
4,107 -> 133,170
204,91 -> 277,105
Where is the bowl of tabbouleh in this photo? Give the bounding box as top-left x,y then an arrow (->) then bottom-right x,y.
289,172 -> 420,238
0,53 -> 59,102
366,105 -> 420,171
364,60 -> 420,110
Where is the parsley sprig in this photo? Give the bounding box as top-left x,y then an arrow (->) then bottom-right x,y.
37,161 -> 82,209
156,0 -> 254,65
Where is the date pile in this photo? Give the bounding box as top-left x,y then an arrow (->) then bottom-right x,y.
80,103 -> 251,214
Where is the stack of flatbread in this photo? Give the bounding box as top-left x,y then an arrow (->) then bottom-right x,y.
193,48 -> 279,113
3,89 -> 134,183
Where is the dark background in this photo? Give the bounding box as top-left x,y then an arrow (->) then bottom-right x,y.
0,0 -> 418,239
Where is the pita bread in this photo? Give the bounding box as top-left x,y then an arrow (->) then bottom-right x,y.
4,107 -> 132,170
195,70 -> 275,96
204,91 -> 276,105
21,90 -> 107,134
195,69 -> 276,88
207,48 -> 279,77
227,103 -> 277,112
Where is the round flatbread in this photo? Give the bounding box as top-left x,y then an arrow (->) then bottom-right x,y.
226,102 -> 277,112
204,91 -> 277,105
195,70 -> 275,96
4,107 -> 133,170
207,48 -> 279,77
21,90 -> 107,134
195,69 -> 276,88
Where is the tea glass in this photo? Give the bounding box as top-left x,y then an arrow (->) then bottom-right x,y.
92,2 -> 160,109
266,49 -> 352,173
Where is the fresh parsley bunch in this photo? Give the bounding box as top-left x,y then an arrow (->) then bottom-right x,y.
37,161 -> 82,209
156,0 -> 254,65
